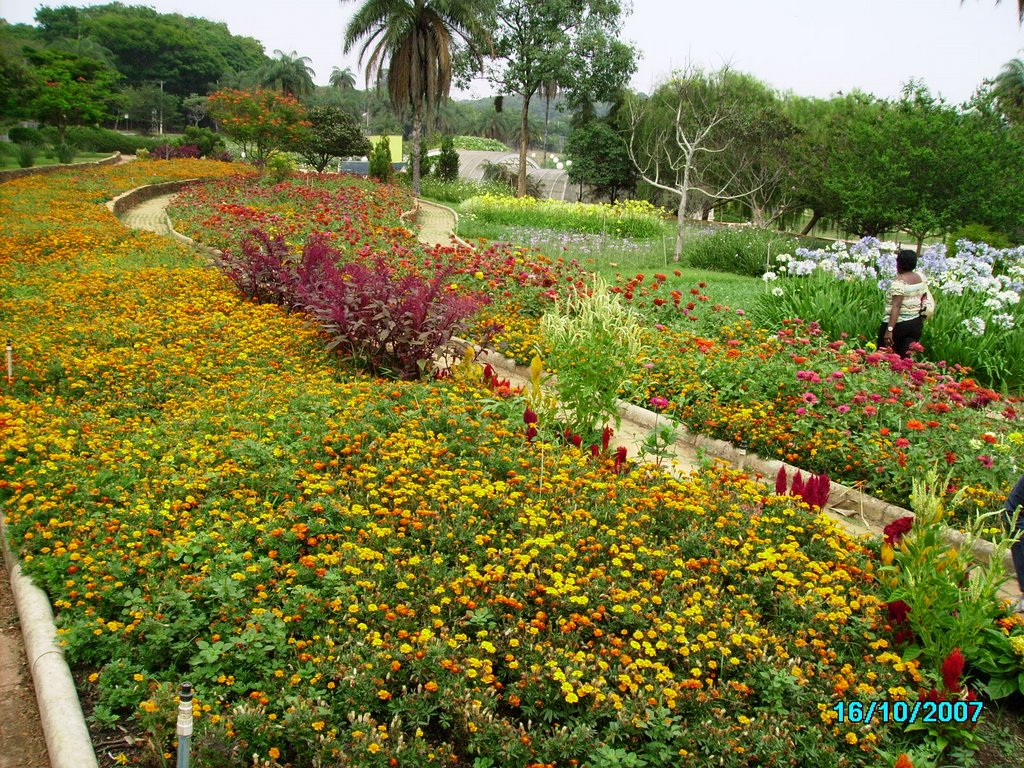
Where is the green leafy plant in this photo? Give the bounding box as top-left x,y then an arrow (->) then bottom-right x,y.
539,274 -> 646,437
369,135 -> 394,182
263,152 -> 295,183
15,141 -> 37,168
436,135 -> 459,182
51,140 -> 77,164
882,471 -> 1020,754
681,226 -> 806,277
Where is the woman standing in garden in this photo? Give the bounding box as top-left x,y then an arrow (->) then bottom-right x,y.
1004,474 -> 1024,612
878,249 -> 927,357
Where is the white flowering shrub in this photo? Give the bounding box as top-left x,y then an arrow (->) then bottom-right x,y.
752,237 -> 1024,387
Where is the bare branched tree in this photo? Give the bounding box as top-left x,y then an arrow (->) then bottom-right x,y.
625,68 -> 767,261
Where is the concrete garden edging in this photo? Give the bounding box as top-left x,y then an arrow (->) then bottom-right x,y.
1,511 -> 98,768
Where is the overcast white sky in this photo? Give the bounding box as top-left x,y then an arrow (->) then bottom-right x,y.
2,0 -> 1022,103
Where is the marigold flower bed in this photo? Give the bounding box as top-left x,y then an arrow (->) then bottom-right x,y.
0,164 -> 982,766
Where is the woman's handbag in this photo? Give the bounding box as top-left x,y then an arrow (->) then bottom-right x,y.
920,279 -> 936,319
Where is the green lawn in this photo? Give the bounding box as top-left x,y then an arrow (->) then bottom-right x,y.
454,217 -> 766,311
0,150 -> 114,170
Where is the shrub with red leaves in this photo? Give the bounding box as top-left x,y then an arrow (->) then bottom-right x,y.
219,227 -> 486,380
219,228 -> 297,307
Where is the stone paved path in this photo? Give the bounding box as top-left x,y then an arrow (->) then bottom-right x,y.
413,199 -> 460,246
117,193 -> 178,235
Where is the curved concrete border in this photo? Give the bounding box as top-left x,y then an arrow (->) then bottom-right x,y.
462,340 -> 1017,578
0,152 -> 120,185
1,510 -> 98,768
106,177 -> 204,217
415,198 -> 475,250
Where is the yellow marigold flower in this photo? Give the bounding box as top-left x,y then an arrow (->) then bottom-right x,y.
1010,636 -> 1024,660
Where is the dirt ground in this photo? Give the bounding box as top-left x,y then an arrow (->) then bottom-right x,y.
0,557 -> 49,768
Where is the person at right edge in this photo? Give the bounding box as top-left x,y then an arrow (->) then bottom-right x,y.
878,249 -> 927,358
1004,474 -> 1024,613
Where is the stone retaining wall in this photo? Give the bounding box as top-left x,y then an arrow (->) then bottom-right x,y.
105,177 -> 202,217
0,153 -> 120,185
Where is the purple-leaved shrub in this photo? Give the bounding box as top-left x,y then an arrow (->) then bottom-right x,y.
219,229 -> 297,307
219,228 -> 485,380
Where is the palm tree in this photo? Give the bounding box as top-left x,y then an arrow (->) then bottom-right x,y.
330,65 -> 357,91
258,50 -> 316,98
993,56 -> 1024,124
962,0 -> 1023,21
341,0 -> 492,195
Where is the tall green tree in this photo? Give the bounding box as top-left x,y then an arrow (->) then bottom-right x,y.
564,116 -> 635,202
25,48 -> 119,140
993,56 -> 1024,126
34,4 -> 268,97
342,0 -> 492,196
258,50 -> 316,98
484,0 -> 636,196
329,65 -> 357,91
781,94 -> 846,234
207,88 -> 309,167
0,28 -> 37,121
297,105 -> 372,171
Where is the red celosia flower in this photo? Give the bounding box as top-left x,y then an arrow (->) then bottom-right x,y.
920,687 -> 947,704
883,516 -> 913,545
886,599 -> 911,625
525,425 -> 537,442
523,407 -> 538,425
790,471 -> 804,499
601,426 -> 613,452
941,648 -> 965,692
613,445 -> 628,473
775,466 -> 788,495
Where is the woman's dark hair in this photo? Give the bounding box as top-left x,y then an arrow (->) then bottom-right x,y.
896,249 -> 918,273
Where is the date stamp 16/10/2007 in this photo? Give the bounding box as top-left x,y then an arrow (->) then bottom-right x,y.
833,700 -> 983,725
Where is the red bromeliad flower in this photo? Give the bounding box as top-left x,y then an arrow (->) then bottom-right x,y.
883,516 -> 913,545
941,648 -> 965,692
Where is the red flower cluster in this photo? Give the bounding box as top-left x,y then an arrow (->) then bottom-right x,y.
774,467 -> 830,508
883,516 -> 914,545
